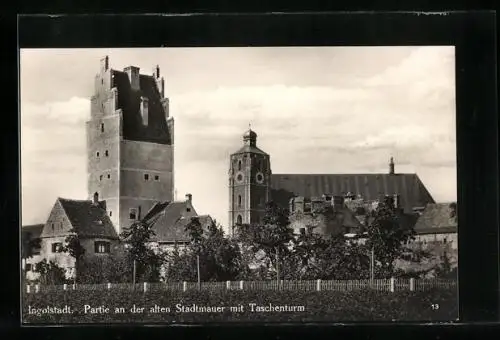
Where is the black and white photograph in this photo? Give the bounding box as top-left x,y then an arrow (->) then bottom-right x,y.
20,46 -> 458,323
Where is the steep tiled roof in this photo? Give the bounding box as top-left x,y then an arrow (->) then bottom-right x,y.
271,173 -> 434,213
414,203 -> 458,234
44,198 -> 118,239
143,201 -> 202,242
111,70 -> 171,144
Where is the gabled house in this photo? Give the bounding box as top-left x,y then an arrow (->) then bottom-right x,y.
21,224 -> 44,281
33,193 -> 120,279
141,194 -> 214,253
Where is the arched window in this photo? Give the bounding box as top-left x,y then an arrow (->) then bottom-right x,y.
238,195 -> 242,208
237,215 -> 242,225
238,160 -> 242,171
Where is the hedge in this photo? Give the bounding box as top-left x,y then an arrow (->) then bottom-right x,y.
22,288 -> 458,324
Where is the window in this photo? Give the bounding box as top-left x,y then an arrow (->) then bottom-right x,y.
144,174 -> 149,181
299,228 -> 306,235
99,175 -> 103,181
96,151 -> 100,157
107,174 -> 110,179
105,150 -> 109,157
51,243 -> 63,253
101,123 -> 104,133
186,208 -> 191,212
95,241 -> 110,254
109,211 -> 112,217
154,175 -> 160,181
238,195 -> 242,208
443,237 -> 447,244
25,263 -> 32,271
238,160 -> 242,171
101,79 -> 103,85
129,208 -> 137,220
236,215 -> 242,225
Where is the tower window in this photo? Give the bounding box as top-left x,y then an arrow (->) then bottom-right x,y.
238,195 -> 242,208
95,241 -> 110,254
99,175 -> 103,181
187,208 -> 191,212
237,215 -> 242,225
109,211 -> 112,217
105,150 -> 109,157
144,174 -> 149,181
96,151 -> 100,157
154,175 -> 160,181
107,174 -> 110,179
238,160 -> 242,171
101,123 -> 104,132
443,237 -> 447,244
129,208 -> 137,220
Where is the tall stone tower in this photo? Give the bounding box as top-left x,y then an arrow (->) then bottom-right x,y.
229,128 -> 271,229
86,56 -> 174,234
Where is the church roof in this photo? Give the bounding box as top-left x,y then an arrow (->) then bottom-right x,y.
270,173 -> 435,213
110,69 -> 172,144
414,203 -> 458,235
40,198 -> 119,240
142,201 -> 213,243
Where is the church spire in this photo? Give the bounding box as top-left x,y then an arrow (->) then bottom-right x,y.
389,156 -> 395,175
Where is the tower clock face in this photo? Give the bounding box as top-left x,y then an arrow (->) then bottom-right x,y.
255,171 -> 264,184
235,171 -> 244,184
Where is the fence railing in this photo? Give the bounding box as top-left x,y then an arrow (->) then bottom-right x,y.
26,279 -> 457,294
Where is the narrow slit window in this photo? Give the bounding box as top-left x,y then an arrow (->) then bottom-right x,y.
101,123 -> 104,133
109,211 -> 112,217
107,174 -> 110,179
238,195 -> 242,208
105,150 -> 109,157
96,151 -> 100,157
99,175 -> 103,181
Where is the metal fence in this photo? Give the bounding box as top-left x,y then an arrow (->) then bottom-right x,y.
26,278 -> 457,294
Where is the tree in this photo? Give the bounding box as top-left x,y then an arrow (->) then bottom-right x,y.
62,230 -> 86,283
33,259 -> 67,285
166,218 -> 244,282
235,201 -> 294,282
120,219 -> 165,284
365,199 -> 416,277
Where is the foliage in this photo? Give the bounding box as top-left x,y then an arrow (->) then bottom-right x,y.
120,220 -> 165,283
32,259 -> 68,285
61,230 -> 86,282
166,218 -> 244,282
21,232 -> 41,260
434,252 -> 458,280
365,199 -> 416,277
22,287 -> 458,323
235,201 -> 294,280
76,255 -> 133,284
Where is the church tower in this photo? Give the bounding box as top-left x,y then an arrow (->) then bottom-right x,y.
86,56 -> 174,234
229,127 -> 271,230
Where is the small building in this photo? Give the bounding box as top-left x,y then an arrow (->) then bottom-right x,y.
21,224 -> 44,281
31,193 -> 120,280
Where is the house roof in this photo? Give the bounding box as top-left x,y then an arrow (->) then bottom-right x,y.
40,198 -> 119,239
270,173 -> 434,213
110,69 -> 171,145
21,224 -> 44,240
143,201 -> 216,243
414,203 -> 458,234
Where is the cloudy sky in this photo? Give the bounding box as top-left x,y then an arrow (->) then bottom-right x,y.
20,47 -> 457,229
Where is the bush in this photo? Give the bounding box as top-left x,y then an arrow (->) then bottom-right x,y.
22,287 -> 457,324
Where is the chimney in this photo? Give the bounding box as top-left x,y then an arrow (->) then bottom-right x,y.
185,193 -> 192,202
100,56 -> 109,72
389,157 -> 395,175
124,66 -> 140,91
140,96 -> 149,126
93,192 -> 99,205
153,65 -> 165,97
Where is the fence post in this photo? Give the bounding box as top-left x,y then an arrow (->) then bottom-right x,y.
316,279 -> 321,292
226,281 -> 231,290
144,282 -> 148,293
63,284 -> 67,291
239,280 -> 244,290
107,283 -> 112,290
410,278 -> 415,292
183,281 -> 187,292
390,277 -> 395,293
35,284 -> 40,293
26,285 -> 31,294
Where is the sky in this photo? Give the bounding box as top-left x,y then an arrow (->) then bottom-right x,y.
20,46 -> 457,229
